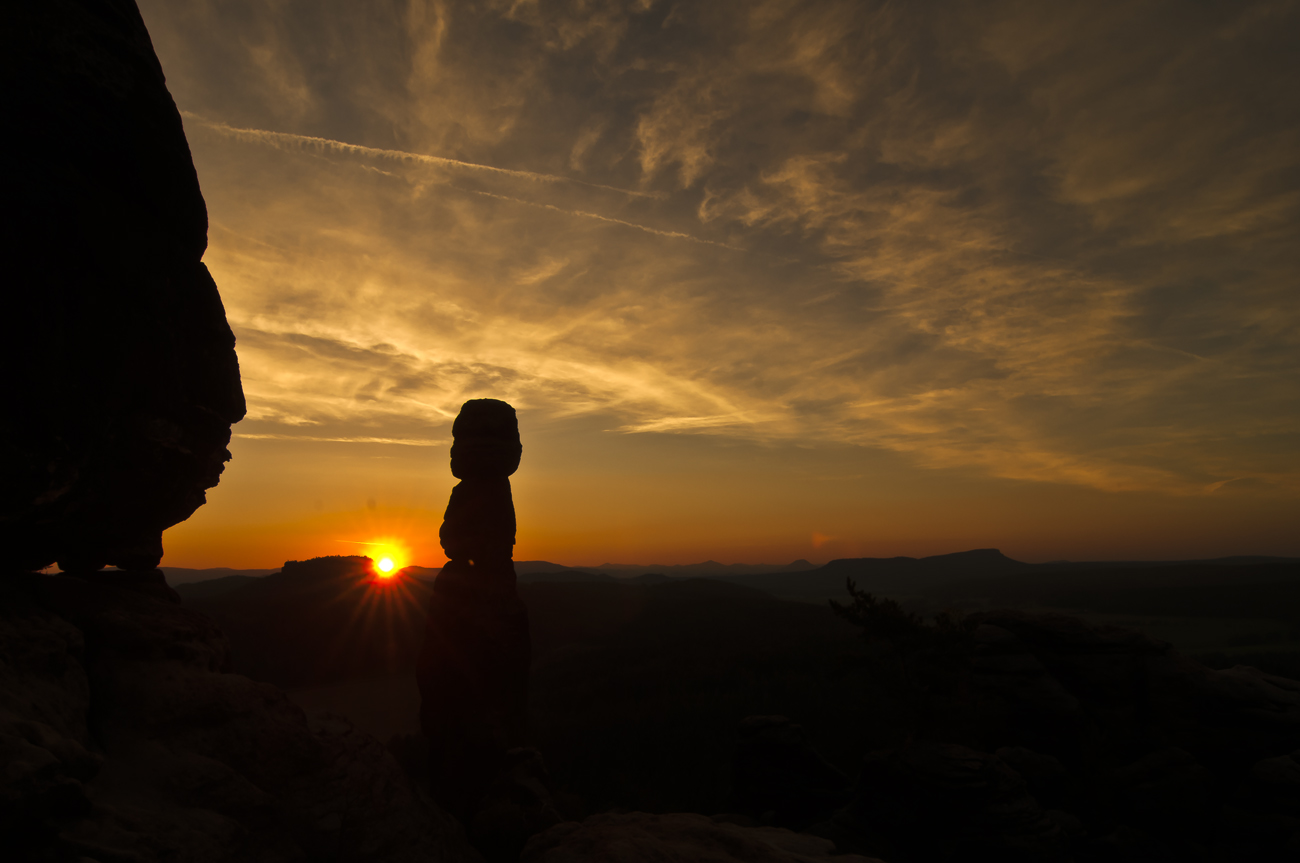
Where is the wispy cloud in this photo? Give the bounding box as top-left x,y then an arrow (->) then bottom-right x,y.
143,0 -> 1300,501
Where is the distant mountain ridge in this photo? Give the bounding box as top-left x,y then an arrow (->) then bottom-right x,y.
160,566 -> 278,585
575,559 -> 817,577
162,550 -> 1299,595
704,548 -> 1300,603
703,548 -> 1025,600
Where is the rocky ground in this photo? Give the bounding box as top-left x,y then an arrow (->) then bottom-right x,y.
0,569 -> 478,862
8,564 -> 1300,861
727,610 -> 1300,862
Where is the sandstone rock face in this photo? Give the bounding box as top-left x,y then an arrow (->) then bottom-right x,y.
419,400 -> 531,818
0,571 -> 480,862
523,812 -> 884,863
2,0 -> 245,572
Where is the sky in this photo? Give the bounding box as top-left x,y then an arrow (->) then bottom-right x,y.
136,0 -> 1300,569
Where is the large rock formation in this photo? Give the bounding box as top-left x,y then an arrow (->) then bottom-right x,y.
419,400 -> 531,817
2,0 -> 245,572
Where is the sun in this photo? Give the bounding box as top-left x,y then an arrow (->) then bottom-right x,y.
362,537 -> 408,580
338,532 -> 412,582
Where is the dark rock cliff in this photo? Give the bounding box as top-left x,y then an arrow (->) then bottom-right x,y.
0,5 -> 479,861
1,0 -> 246,571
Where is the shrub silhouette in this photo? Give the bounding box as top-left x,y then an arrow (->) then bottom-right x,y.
829,578 -> 976,738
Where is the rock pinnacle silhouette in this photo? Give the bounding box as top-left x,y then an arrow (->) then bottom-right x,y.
417,399 -> 530,816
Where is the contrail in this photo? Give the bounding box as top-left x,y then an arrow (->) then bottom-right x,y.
467,189 -> 748,252
182,112 -> 663,199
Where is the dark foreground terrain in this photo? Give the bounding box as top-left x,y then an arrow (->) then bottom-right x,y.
173,552 -> 1300,861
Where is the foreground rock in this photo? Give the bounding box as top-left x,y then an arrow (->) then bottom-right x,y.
523,812 -> 884,863
0,571 -> 479,862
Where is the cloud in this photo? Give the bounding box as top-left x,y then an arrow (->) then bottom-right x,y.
140,0 -> 1300,498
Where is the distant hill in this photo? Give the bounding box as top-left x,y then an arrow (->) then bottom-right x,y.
923,560 -> 1300,620
1024,555 -> 1300,571
576,559 -> 818,577
626,572 -> 671,584
517,560 -> 591,575
518,569 -> 615,584
165,550 -> 1300,606
174,574 -> 264,600
709,548 -> 1027,601
402,565 -> 441,582
167,559 -> 657,591
705,549 -> 1300,604
159,566 -> 277,585
395,561 -> 622,581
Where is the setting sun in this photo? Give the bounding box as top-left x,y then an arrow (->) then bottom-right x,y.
368,536 -> 410,579
341,535 -> 411,579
